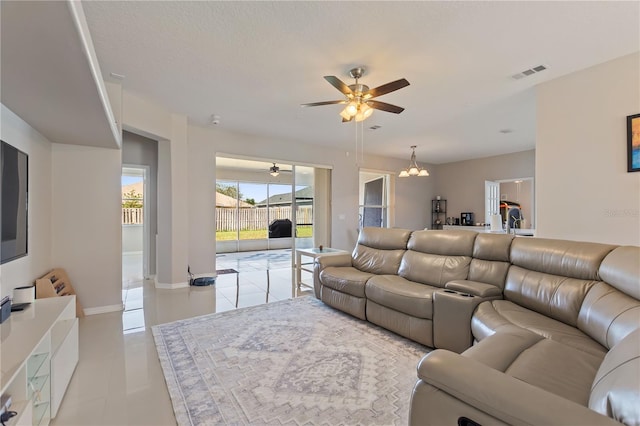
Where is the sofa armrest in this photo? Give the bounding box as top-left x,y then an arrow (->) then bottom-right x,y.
313,253 -> 352,298
411,349 -> 620,426
445,280 -> 502,298
315,253 -> 352,269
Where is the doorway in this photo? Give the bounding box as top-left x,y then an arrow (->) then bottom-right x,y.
121,166 -> 149,333
359,170 -> 392,229
121,166 -> 150,280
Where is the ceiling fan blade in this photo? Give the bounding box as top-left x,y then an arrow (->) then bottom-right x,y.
324,76 -> 353,96
301,100 -> 346,107
367,100 -> 405,114
364,78 -> 410,98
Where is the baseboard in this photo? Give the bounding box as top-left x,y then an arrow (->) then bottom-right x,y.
83,303 -> 124,316
154,279 -> 190,290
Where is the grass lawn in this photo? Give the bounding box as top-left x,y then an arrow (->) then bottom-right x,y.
216,226 -> 312,241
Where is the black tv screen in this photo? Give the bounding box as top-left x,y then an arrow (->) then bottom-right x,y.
1,140 -> 28,264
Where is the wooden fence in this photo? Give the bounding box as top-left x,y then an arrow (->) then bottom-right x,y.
122,207 -> 143,224
216,206 -> 312,231
123,206 -> 312,230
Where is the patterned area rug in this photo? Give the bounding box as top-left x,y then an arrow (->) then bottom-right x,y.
152,297 -> 429,425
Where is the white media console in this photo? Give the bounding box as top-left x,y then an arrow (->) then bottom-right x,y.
0,297 -> 79,425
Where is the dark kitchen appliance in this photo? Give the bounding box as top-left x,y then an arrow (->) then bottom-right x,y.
460,212 -> 475,226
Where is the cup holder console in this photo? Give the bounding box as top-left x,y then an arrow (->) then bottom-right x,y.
443,289 -> 473,297
434,288 -> 483,353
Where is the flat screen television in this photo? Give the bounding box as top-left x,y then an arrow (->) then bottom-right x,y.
1,140 -> 28,264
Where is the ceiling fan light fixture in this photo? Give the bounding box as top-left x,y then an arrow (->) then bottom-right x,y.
346,102 -> 358,117
269,163 -> 280,177
302,68 -> 409,123
399,145 -> 429,178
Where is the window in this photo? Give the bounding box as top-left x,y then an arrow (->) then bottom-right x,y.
359,170 -> 392,228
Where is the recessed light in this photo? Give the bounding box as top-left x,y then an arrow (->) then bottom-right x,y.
110,72 -> 126,80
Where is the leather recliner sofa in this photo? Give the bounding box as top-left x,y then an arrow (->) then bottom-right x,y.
313,227 -> 640,425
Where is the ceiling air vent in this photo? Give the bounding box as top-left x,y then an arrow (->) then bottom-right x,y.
511,64 -> 547,80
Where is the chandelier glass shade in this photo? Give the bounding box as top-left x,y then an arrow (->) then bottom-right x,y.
399,145 -> 429,177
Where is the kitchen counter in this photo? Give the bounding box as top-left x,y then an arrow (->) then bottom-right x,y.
442,225 -> 535,236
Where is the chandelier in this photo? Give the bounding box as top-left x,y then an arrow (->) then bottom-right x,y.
399,145 -> 429,177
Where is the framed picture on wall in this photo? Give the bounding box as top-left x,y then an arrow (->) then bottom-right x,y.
628,113 -> 640,172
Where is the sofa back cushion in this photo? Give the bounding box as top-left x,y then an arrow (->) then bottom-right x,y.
351,227 -> 412,275
509,238 -> 616,280
468,233 -> 514,288
578,282 -> 640,349
598,246 -> 640,300
398,230 -> 475,286
589,328 -> 640,425
577,246 -> 640,349
504,238 -> 617,327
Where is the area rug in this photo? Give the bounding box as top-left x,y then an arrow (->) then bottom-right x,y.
152,296 -> 429,425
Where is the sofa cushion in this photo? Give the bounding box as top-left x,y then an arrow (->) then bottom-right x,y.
319,266 -> 373,298
408,229 -> 477,256
465,326 -> 604,406
589,328 -> 640,426
472,300 -> 607,357
357,226 -> 412,250
503,338 -> 603,405
398,250 -> 471,287
509,238 -> 616,281
350,227 -> 411,275
504,265 -> 597,327
352,245 -> 406,275
365,275 -> 436,319
472,233 -> 514,262
598,246 -> 640,300
578,281 -> 640,349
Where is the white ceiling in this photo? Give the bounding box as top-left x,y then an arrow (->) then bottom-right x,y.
72,2 -> 640,162
1,1 -> 121,149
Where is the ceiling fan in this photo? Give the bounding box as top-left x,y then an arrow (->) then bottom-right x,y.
269,163 -> 292,177
301,67 -> 410,122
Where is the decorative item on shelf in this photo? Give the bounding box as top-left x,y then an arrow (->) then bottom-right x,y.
399,146 -> 429,177
35,268 -> 84,317
431,198 -> 447,230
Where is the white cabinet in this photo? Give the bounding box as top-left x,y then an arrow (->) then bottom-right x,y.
1,297 -> 79,426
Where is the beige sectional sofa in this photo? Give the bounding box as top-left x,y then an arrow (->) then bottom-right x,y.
313,227 -> 640,426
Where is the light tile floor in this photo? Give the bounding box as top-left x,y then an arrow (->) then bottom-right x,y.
51,249 -> 312,426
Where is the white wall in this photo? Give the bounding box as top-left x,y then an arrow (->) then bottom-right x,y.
0,105 -> 53,299
433,150 -> 536,225
51,144 -> 122,312
537,52 -> 640,245
187,124 -> 435,269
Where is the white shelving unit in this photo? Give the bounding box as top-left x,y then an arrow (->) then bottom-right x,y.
0,297 -> 78,426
